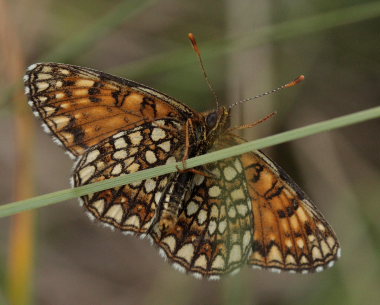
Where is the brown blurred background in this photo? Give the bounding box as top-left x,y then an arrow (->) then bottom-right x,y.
1,0 -> 380,304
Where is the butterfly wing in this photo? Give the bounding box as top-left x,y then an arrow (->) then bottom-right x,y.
24,63 -> 196,158
150,157 -> 253,279
240,149 -> 341,273
72,119 -> 185,234
148,132 -> 340,277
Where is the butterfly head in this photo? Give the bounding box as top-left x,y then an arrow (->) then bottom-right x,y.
204,106 -> 230,143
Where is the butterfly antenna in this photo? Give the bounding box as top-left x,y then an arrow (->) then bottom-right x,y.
188,33 -> 220,109
228,75 -> 305,109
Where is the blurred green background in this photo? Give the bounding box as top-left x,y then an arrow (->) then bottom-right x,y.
1,0 -> 380,304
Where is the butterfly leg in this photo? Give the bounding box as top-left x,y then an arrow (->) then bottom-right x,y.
227,112 -> 276,132
175,119 -> 213,177
175,119 -> 191,172
176,167 -> 214,178
181,118 -> 192,167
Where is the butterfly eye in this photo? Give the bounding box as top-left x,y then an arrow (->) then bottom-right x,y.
206,112 -> 218,129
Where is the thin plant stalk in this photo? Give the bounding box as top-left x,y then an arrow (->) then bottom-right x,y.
0,105 -> 379,218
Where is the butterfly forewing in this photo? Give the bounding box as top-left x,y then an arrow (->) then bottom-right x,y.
24,63 -> 195,158
240,149 -> 340,272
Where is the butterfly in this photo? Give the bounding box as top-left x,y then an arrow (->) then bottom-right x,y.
24,61 -> 340,280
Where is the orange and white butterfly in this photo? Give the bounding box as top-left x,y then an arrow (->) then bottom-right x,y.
24,58 -> 340,279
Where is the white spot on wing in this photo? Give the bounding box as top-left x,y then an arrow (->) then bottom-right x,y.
166,156 -> 177,164
86,149 -> 100,163
218,219 -> 227,234
191,272 -> 203,280
228,206 -> 236,218
154,191 -> 163,204
92,199 -> 105,214
242,230 -> 251,250
270,268 -> 282,274
194,254 -> 207,268
197,209 -> 207,225
85,211 -> 95,221
50,115 -> 70,129
144,178 -> 156,193
76,79 -> 95,87
105,204 -> 124,223
208,275 -> 220,281
64,150 -> 76,160
208,186 -> 221,198
113,131 -> 125,139
36,82 -> 49,92
37,73 -> 52,80
127,163 -> 140,173
159,249 -> 167,260
176,243 -> 195,263
236,204 -> 248,216
114,137 -> 127,149
145,150 -> 157,164
158,141 -> 171,152
231,188 -> 245,201
41,66 -> 53,73
113,150 -> 127,160
223,166 -> 237,181
128,131 -> 143,145
151,128 -> 166,141
55,92 -> 65,99
124,215 -> 141,227
327,261 -> 335,268
208,220 -> 217,235
27,63 -> 37,71
79,165 -> 96,183
228,245 -> 242,264
172,263 -> 186,273
316,266 -> 324,273
251,265 -> 263,270
111,163 -> 122,175
59,69 -> 70,75
162,236 -> 176,252
77,197 -> 84,207
186,201 -> 199,216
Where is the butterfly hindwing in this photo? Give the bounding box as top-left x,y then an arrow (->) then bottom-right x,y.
150,157 -> 253,279
72,119 -> 185,234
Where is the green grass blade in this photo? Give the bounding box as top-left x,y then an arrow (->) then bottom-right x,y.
0,106 -> 379,218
